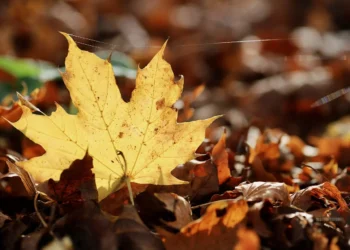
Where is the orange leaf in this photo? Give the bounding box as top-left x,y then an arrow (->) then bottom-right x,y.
159,200 -> 251,250
211,129 -> 231,185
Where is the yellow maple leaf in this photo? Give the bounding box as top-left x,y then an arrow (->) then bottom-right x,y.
10,33 -> 219,200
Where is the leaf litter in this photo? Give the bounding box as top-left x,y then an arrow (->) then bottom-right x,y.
0,32 -> 349,250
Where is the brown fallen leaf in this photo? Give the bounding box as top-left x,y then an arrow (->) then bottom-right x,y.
154,193 -> 192,229
249,155 -> 277,182
99,182 -> 148,216
0,102 -> 23,130
291,184 -> 335,213
158,199 -> 250,250
0,219 -> 28,250
177,84 -> 205,122
291,182 -> 349,217
322,157 -> 338,180
0,153 -> 36,198
114,205 -> 165,250
248,131 -> 281,165
247,200 -> 274,238
53,201 -> 117,250
47,154 -> 98,214
170,158 -> 219,203
333,167 -> 350,192
312,182 -> 349,214
271,212 -> 314,248
135,191 -> 177,230
211,129 -> 231,185
309,137 -> 350,166
0,82 -> 61,130
235,181 -> 290,205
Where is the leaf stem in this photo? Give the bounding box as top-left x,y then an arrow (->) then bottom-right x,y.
34,192 -> 67,248
125,176 -> 135,206
34,192 -> 49,228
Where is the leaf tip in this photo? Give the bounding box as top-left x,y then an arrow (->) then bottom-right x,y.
60,32 -> 77,49
159,39 -> 169,57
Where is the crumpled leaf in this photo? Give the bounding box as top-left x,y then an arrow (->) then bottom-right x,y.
235,181 -> 290,205
155,193 -> 192,228
158,200 -> 253,250
312,182 -> 349,214
291,182 -> 349,216
136,192 -> 192,230
10,33 -> 219,201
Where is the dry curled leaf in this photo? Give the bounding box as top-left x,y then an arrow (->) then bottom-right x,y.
0,155 -> 36,197
312,182 -> 349,214
291,182 -> 349,216
10,33 -> 220,200
154,193 -> 192,229
235,181 -> 290,205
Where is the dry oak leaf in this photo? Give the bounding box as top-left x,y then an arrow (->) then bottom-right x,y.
9,33 -> 219,201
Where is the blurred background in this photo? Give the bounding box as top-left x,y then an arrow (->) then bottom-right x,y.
0,0 -> 349,162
